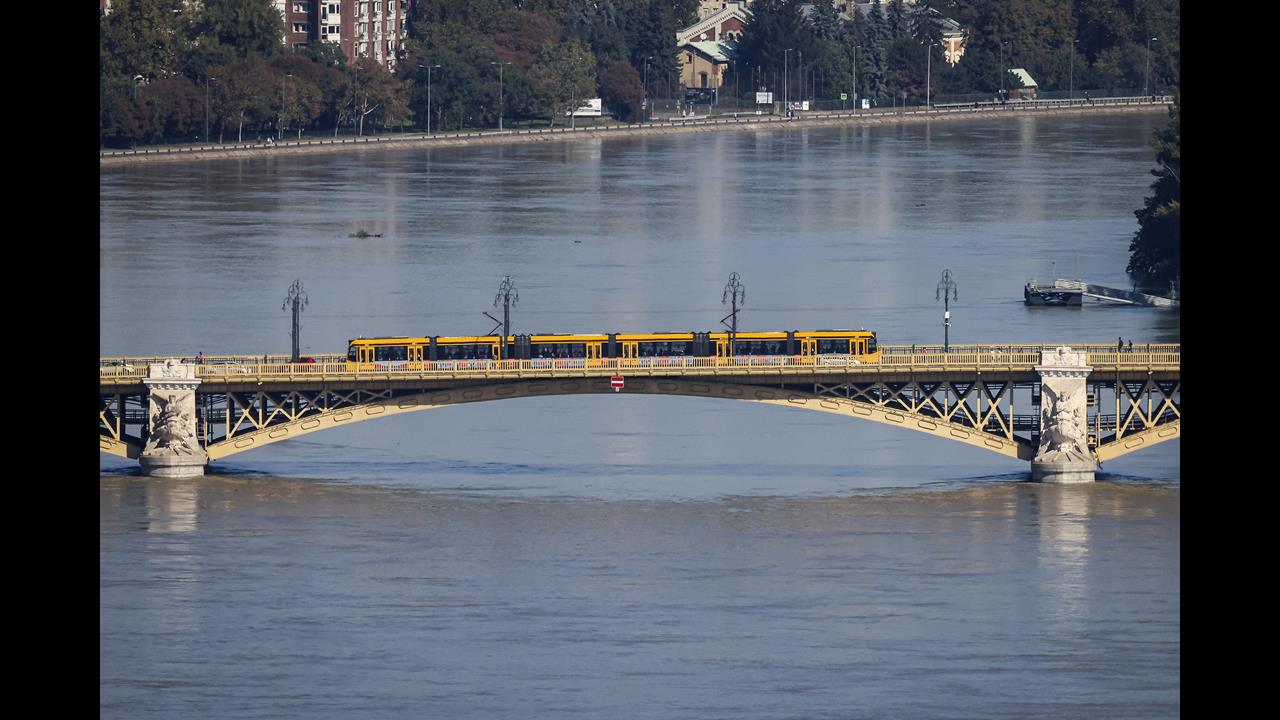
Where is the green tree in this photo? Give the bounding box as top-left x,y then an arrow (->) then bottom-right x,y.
1127,95 -> 1179,287
99,0 -> 191,80
531,39 -> 597,126
347,58 -> 411,136
190,0 -> 285,59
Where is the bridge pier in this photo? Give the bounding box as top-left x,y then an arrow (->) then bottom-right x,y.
138,360 -> 207,478
1032,347 -> 1097,483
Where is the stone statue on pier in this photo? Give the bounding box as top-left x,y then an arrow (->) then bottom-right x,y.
1037,389 -> 1092,464
143,393 -> 201,456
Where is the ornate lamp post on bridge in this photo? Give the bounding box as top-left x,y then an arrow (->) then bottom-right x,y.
282,279 -> 309,363
722,272 -> 746,355
936,269 -> 958,352
493,276 -> 519,359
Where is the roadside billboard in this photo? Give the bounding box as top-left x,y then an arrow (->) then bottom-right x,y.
567,98 -> 603,117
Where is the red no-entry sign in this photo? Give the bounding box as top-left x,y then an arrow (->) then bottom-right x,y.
611,376 -> 625,392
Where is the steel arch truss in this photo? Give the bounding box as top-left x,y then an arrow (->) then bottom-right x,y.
808,379 -> 1033,459
193,378 -> 1036,462
99,393 -> 144,459
1094,377 -> 1181,461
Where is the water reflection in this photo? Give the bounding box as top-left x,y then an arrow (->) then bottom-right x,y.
144,478 -> 199,534
1035,486 -> 1092,628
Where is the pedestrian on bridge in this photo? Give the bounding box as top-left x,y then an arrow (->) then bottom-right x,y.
1117,337 -> 1123,353
1127,339 -> 1133,352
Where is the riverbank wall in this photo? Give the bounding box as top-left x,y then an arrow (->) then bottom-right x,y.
100,97 -> 1172,166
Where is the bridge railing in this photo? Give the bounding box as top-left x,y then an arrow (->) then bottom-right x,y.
99,345 -> 1179,382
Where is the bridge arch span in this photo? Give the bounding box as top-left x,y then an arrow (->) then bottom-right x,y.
202,378 -> 1036,462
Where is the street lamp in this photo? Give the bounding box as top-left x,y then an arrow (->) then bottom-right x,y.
419,63 -> 441,134
783,48 -> 793,114
926,42 -> 936,109
643,56 -> 653,121
490,61 -> 511,130
132,74 -> 143,149
279,73 -> 292,140
1068,39 -> 1077,101
999,40 -> 1010,101
205,75 -> 216,144
852,45 -> 859,112
1145,36 -> 1158,97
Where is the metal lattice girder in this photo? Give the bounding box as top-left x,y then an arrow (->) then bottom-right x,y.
812,378 -> 1016,441
1115,378 -> 1180,439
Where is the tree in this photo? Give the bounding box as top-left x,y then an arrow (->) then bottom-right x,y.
189,0 -> 285,60
888,0 -> 908,39
99,0 -> 191,80
348,58 -> 410,136
1127,95 -> 1179,288
598,59 -> 644,121
861,0 -> 890,101
212,55 -> 273,142
531,39 -> 597,127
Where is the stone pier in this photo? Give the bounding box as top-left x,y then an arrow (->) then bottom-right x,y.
1032,347 -> 1098,483
138,359 -> 207,478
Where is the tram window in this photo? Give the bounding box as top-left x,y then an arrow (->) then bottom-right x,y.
374,345 -> 407,361
817,339 -> 848,354
868,336 -> 877,352
734,340 -> 780,355
348,347 -> 358,361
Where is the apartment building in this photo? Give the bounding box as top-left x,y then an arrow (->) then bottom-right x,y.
275,1 -> 414,70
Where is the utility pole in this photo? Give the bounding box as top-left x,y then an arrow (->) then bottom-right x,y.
936,269 -> 958,352
721,272 -> 746,355
282,279 -> 309,362
493,276 -> 518,359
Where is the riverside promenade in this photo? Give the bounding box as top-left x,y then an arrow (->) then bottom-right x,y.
100,95 -> 1171,165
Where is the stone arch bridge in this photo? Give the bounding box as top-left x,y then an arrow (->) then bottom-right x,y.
100,345 -> 1179,483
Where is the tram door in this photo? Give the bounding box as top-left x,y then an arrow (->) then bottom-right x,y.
490,341 -> 502,361
715,339 -> 731,363
408,345 -> 424,364
587,343 -> 602,367
621,341 -> 639,364
800,338 -> 818,362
